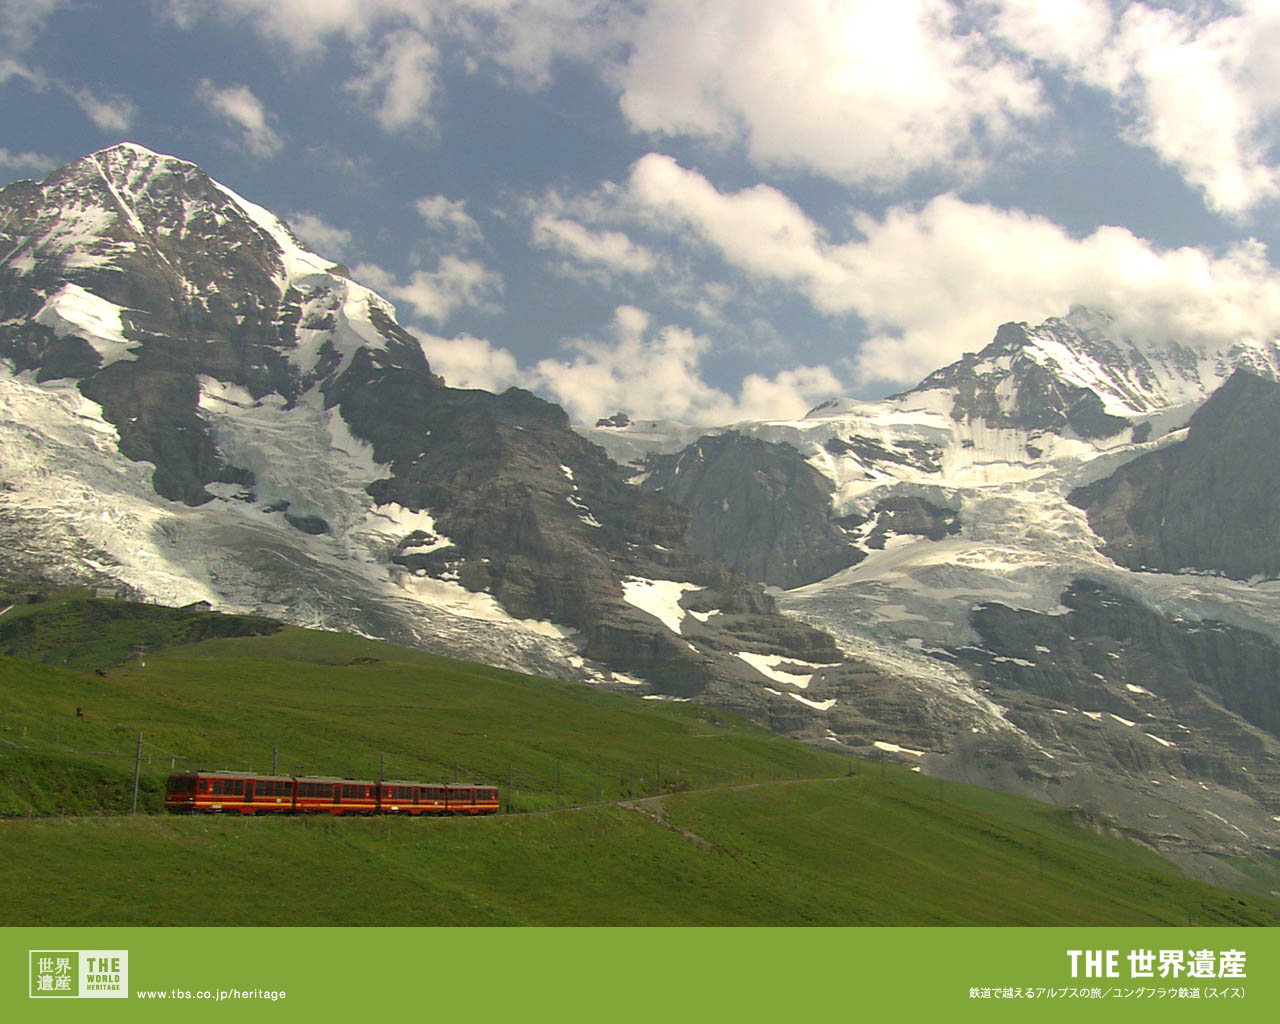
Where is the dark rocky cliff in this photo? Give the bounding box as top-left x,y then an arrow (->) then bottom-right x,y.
1069,370 -> 1280,579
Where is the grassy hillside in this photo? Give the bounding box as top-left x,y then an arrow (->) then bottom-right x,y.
1,595 -> 1278,926
0,596 -> 850,816
2,778 -> 1276,926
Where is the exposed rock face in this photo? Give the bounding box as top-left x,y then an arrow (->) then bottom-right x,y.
907,321 -> 1130,438
640,432 -> 863,588
1069,371 -> 1280,579
856,496 -> 960,549
946,580 -> 1280,874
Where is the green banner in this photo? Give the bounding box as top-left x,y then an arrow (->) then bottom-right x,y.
3,927 -> 1273,1021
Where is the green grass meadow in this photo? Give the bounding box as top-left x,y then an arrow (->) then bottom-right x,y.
2,595 -> 1278,926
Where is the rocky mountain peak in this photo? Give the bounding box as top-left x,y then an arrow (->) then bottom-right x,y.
896,306 -> 1280,442
0,145 -> 417,502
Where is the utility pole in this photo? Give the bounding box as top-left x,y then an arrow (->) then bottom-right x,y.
130,732 -> 142,815
379,753 -> 386,815
273,745 -> 278,775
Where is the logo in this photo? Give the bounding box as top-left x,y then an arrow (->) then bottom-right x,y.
29,950 -> 128,999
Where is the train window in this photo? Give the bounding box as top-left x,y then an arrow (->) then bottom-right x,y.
212,780 -> 223,796
283,782 -> 293,795
233,780 -> 244,796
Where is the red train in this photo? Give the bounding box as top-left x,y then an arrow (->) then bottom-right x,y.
164,770 -> 499,816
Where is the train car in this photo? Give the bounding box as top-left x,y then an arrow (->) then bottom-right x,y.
293,776 -> 378,815
164,771 -> 499,816
446,784 -> 500,815
377,780 -> 445,815
165,771 -> 299,815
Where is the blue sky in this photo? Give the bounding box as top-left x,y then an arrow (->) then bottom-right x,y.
3,1 -> 1280,424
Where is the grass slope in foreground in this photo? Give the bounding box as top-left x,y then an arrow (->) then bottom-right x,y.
1,594 -> 1278,925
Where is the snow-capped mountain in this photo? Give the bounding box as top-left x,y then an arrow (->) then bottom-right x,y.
0,144 -> 840,715
3,145 -> 1280,886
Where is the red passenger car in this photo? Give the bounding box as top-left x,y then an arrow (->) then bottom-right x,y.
164,771 -> 499,816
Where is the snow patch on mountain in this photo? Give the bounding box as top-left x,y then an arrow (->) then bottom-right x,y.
620,577 -> 699,634
735,651 -> 839,689
34,284 -> 138,367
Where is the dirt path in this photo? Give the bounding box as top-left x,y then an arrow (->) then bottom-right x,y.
619,796 -> 731,853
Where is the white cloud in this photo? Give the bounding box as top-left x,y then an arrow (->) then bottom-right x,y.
415,331 -> 524,392
0,147 -> 58,176
626,154 -> 847,306
618,0 -> 1044,188
400,304 -> 844,424
621,154 -> 1280,387
0,0 -> 68,55
353,256 -> 503,325
70,87 -> 137,133
415,194 -> 483,244
1105,2 -> 1280,216
161,0 -> 424,52
531,213 -> 657,277
195,79 -> 283,157
988,0 -> 1280,216
526,306 -> 842,425
286,211 -> 354,259
988,0 -> 1115,69
347,29 -> 440,132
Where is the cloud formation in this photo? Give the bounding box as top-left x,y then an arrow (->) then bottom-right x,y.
346,29 -> 440,133
989,0 -> 1280,216
0,147 -> 59,177
618,0 -> 1044,188
414,305 -> 844,425
286,211 -> 354,260
415,194 -> 484,244
195,79 -> 283,157
71,87 -> 137,133
171,1 -> 1280,217
531,214 -> 657,278
619,154 -> 1280,386
355,256 -> 503,326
